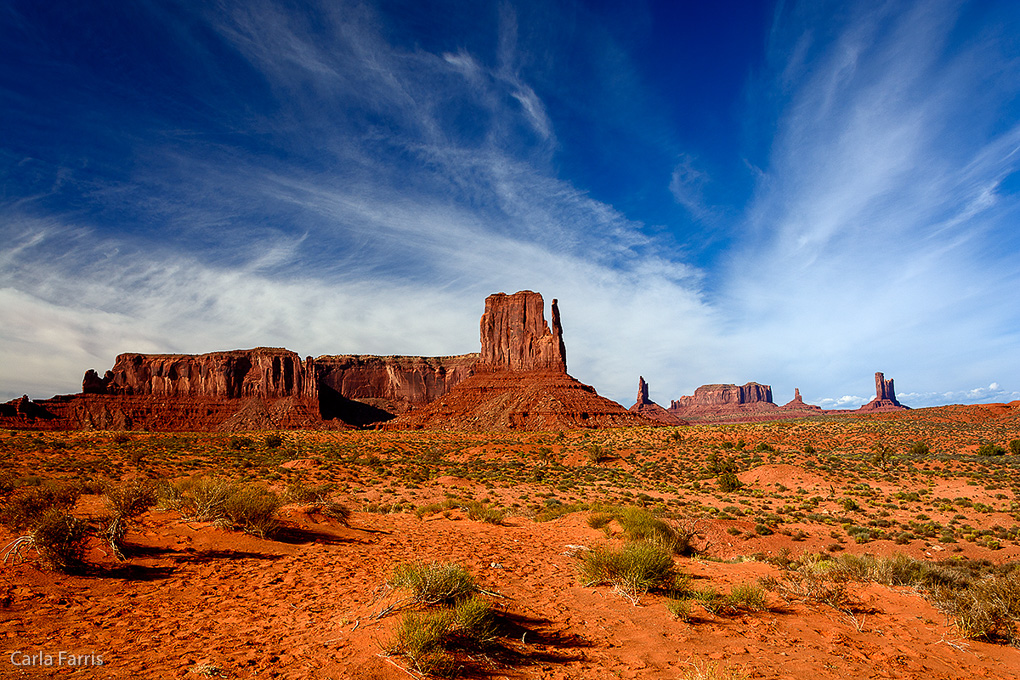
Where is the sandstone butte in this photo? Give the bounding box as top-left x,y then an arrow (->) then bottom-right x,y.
0,291 -> 649,432
385,291 -> 653,430
857,371 -> 909,412
628,376 -> 687,425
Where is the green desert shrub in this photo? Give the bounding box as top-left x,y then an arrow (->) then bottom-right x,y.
452,595 -> 498,645
391,561 -> 478,606
1010,439 -> 1020,456
589,506 -> 702,556
388,610 -> 458,677
577,541 -> 679,601
666,596 -> 693,621
909,441 -> 931,456
222,484 -> 281,538
725,583 -> 769,612
717,472 -> 742,493
977,443 -> 1007,457
228,436 -> 254,451
283,481 -> 333,504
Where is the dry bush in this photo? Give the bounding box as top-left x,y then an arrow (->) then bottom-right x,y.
104,479 -> 158,559
929,572 -> 1020,642
0,483 -> 81,532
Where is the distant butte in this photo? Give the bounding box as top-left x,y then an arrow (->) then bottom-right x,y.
628,377 -> 687,425
781,388 -> 823,413
388,291 -> 653,430
857,372 -> 909,412
666,382 -> 778,422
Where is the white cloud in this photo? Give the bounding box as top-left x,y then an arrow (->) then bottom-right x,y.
817,395 -> 867,409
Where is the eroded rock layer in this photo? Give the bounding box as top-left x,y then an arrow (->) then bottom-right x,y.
0,394 -> 333,432
670,382 -> 774,409
83,348 -> 313,399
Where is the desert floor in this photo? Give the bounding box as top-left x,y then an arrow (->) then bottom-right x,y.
1,403 -> 1018,679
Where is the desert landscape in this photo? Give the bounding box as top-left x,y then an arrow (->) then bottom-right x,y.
4,4 -> 1020,679
1,291 -> 1018,679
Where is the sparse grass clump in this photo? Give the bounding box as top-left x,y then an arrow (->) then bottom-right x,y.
763,551 -> 1020,643
391,561 -> 478,606
929,572 -> 1020,642
587,506 -> 702,556
222,484 -> 281,538
577,541 -> 679,602
161,476 -> 280,537
388,610 -> 458,677
283,481 -> 333,504
385,564 -> 497,677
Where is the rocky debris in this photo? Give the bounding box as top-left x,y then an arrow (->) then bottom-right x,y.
479,291 -> 566,372
389,369 -> 654,430
629,377 -> 687,425
781,388 -> 822,412
388,292 -> 653,430
858,372 -> 908,412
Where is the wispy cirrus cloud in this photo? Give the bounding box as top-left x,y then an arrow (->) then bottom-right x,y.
723,0 -> 1020,405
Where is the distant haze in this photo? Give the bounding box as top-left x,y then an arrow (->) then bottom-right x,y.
2,1 -> 1019,409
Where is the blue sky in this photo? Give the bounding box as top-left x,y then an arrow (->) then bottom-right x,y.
2,0 -> 1020,410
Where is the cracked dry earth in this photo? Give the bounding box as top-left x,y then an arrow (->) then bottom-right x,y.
1,506 -> 1018,680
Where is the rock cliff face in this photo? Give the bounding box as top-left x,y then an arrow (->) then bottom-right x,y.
83,348 -> 311,399
388,292 -> 653,430
629,377 -> 687,425
479,291 -> 566,372
858,372 -> 908,412
312,354 -> 477,421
